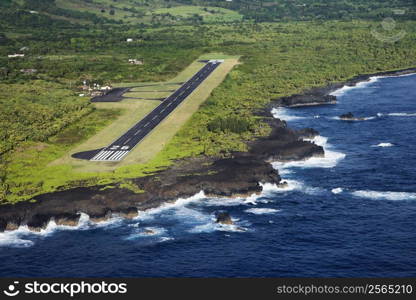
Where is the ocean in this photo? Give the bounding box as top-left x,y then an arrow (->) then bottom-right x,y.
1,73 -> 415,277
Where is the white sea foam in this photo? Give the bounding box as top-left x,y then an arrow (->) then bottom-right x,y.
272,136 -> 346,170
271,107 -> 307,122
330,76 -> 380,97
159,237 -> 174,243
268,178 -> 325,195
200,180 -> 322,209
0,213 -> 90,248
125,226 -> 175,243
332,116 -> 377,121
0,227 -> 35,248
245,208 -> 281,215
190,221 -> 248,234
131,191 -> 252,236
93,216 -> 124,229
331,188 -> 344,194
136,191 -> 207,220
331,72 -> 416,97
139,227 -> 166,237
372,143 -> 394,148
199,182 -> 286,208
352,190 -> 416,201
388,112 -> 416,117
200,193 -> 260,207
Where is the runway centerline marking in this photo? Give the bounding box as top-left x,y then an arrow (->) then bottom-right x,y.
84,60 -> 223,162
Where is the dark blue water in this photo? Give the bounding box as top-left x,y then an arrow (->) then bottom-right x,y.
1,74 -> 415,277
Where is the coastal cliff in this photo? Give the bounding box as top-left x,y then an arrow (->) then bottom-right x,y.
2,67 -> 414,232
0,116 -> 323,232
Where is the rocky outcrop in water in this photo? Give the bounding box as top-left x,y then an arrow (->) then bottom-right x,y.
274,88 -> 338,107
339,112 -> 366,121
249,118 -> 324,162
215,211 -> 234,225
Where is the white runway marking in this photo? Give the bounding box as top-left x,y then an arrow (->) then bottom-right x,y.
92,151 -> 113,161
108,151 -> 129,161
91,150 -> 129,161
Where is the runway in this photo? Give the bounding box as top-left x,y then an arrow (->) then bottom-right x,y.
74,60 -> 222,162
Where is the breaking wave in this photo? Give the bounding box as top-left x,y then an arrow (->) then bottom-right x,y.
388,112 -> 416,117
352,190 -> 416,201
372,143 -> 394,148
189,220 -> 249,234
0,213 -> 90,248
331,188 -> 344,194
330,76 -> 380,97
271,107 -> 308,122
245,208 -> 281,215
272,136 -> 346,170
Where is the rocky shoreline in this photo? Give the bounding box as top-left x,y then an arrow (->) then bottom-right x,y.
0,118 -> 323,232
1,67 -> 414,233
272,67 -> 416,107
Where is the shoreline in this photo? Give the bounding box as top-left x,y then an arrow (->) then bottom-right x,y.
272,67 -> 416,108
1,66 -> 415,234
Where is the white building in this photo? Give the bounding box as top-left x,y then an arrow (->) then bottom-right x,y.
128,59 -> 143,65
8,54 -> 25,58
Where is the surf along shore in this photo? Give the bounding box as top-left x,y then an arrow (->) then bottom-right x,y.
1,67 -> 415,233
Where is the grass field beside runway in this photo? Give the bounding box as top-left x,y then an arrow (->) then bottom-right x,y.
123,91 -> 171,100
51,99 -> 160,172
120,57 -> 240,167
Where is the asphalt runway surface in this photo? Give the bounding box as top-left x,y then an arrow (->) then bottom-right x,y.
90,87 -> 131,103
73,60 -> 222,162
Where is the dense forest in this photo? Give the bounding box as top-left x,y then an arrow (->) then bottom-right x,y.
1,0 -> 415,29
188,0 -> 416,21
0,0 -> 415,203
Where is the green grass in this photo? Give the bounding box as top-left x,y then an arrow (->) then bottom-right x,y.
53,1 -> 243,25
3,108 -> 122,203
52,99 -> 160,173
55,0 -> 135,23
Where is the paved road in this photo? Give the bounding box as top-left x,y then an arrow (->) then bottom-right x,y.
76,60 -> 222,162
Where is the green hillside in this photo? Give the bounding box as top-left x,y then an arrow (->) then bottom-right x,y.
2,0 -> 414,28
